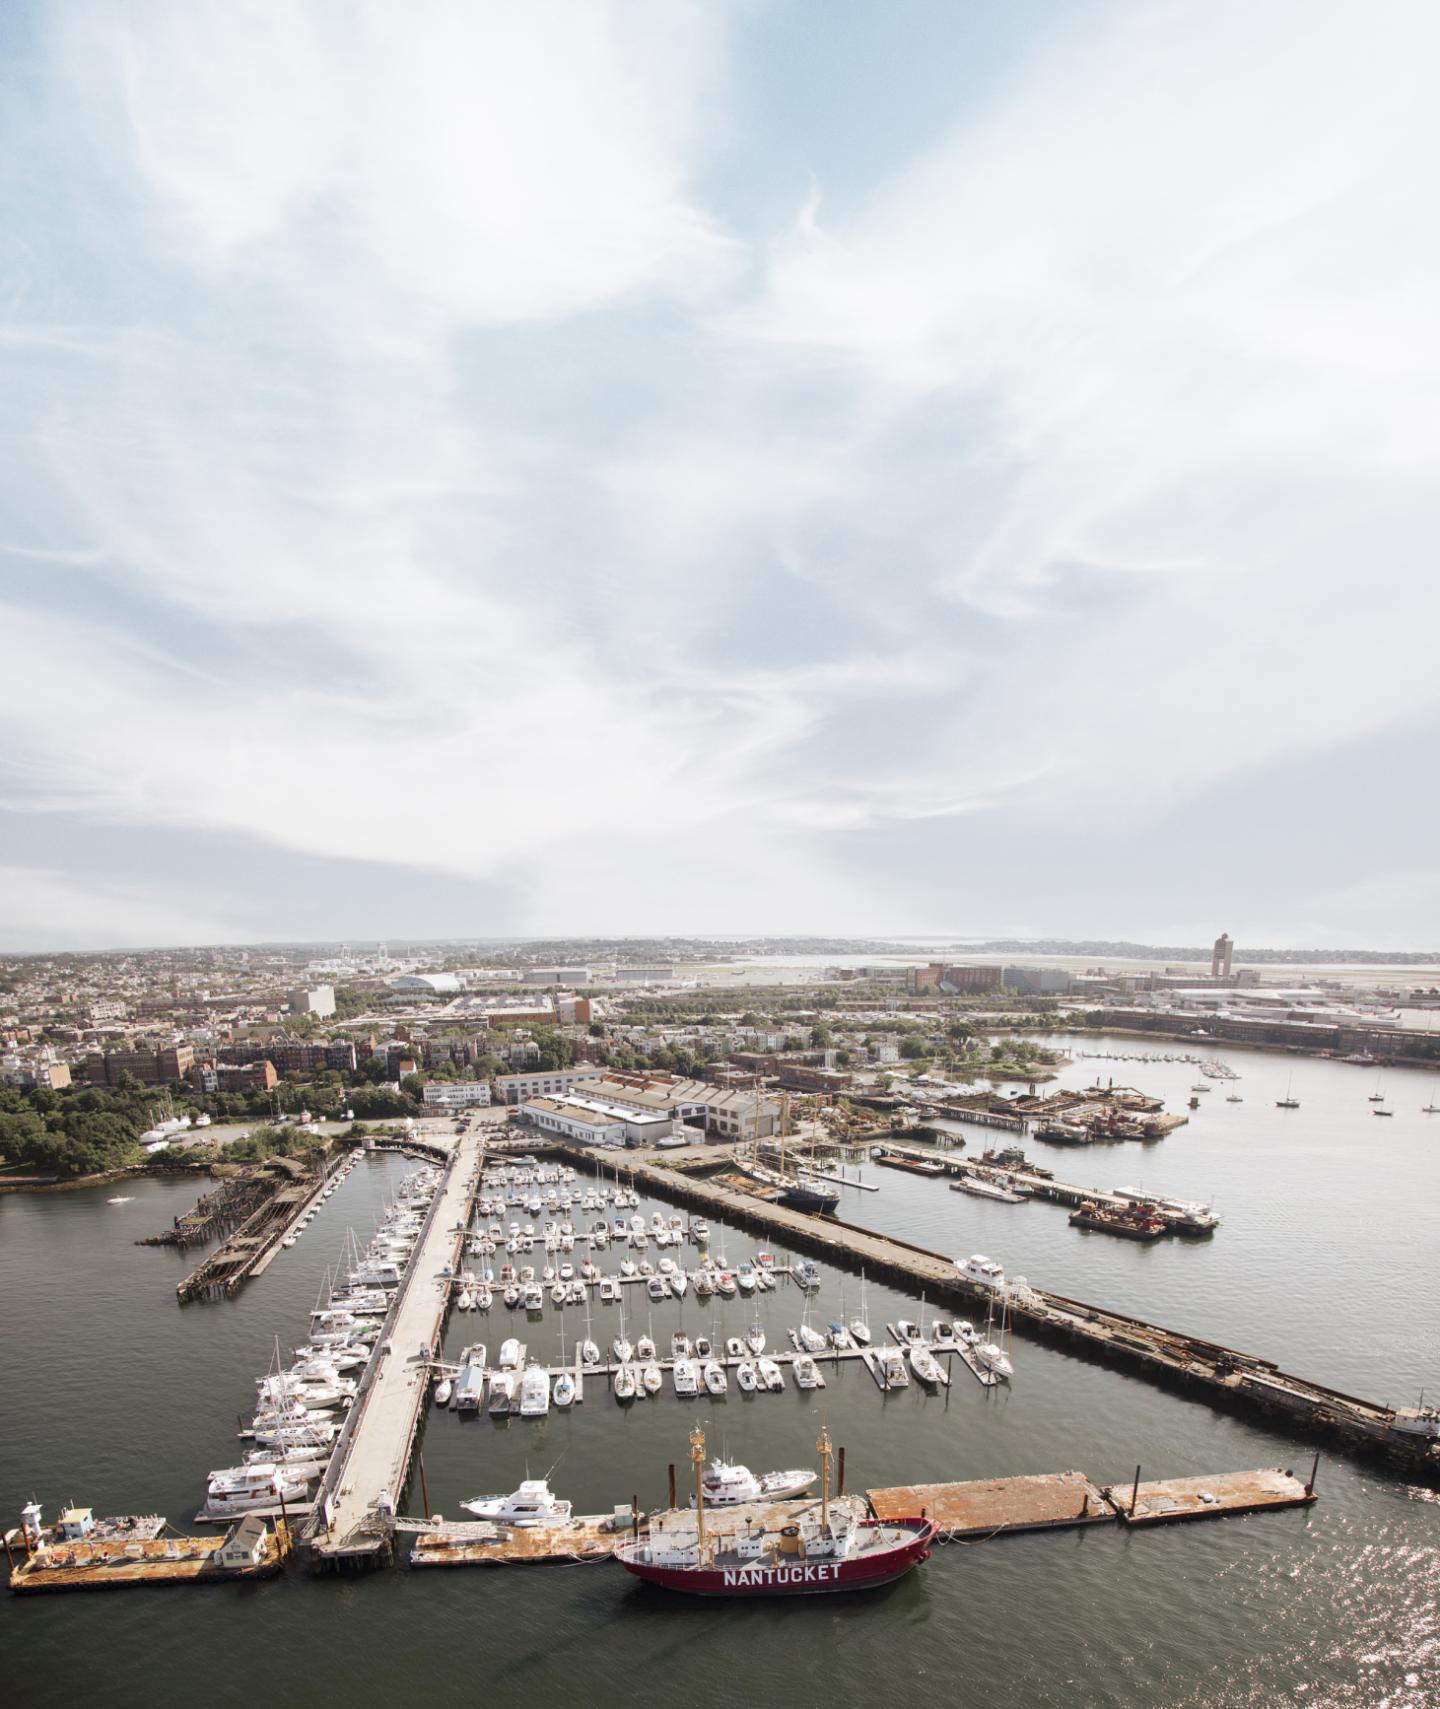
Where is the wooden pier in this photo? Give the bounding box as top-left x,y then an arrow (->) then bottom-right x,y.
303,1131 -> 483,1572
174,1156 -> 335,1301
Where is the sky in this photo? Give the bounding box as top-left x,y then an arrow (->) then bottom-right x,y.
2,0 -> 1438,953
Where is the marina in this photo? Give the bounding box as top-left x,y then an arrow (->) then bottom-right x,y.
3,1040 -> 1438,1706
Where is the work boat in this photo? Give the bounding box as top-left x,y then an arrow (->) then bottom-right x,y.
461,1480 -> 573,1528
695,1459 -> 817,1506
617,1425 -> 935,1597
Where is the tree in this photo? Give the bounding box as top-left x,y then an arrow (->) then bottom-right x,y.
810,1024 -> 833,1050
899,1038 -> 928,1061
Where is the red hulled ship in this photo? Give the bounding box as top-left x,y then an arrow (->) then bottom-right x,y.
613,1424 -> 936,1597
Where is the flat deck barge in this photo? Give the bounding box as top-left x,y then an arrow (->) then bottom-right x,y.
868,1471 -> 1110,1539
1104,1466 -> 1317,1526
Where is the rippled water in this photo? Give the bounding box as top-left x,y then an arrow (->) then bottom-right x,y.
2,1037 -> 1438,1709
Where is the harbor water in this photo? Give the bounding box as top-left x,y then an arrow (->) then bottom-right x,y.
2,1036 -> 1438,1709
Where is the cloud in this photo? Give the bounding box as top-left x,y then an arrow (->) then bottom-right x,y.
0,865 -> 244,950
1,0 -> 1438,944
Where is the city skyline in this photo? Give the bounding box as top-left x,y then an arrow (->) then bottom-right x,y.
3,0 -> 1438,951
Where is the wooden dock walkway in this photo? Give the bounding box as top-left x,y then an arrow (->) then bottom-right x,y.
304,1131 -> 484,1570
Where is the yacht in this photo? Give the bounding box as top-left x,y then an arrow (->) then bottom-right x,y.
672,1359 -> 700,1397
461,1480 -> 572,1527
204,1465 -> 312,1516
695,1459 -> 817,1505
794,1355 -> 824,1390
956,1253 -> 1008,1292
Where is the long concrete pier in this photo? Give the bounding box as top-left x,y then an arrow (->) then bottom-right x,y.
512,1134 -> 1440,1482
304,1131 -> 484,1571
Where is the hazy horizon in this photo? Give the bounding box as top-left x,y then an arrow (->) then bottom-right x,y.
4,0 -> 1438,951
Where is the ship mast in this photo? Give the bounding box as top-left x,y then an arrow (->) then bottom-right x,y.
817,1422 -> 832,1533
691,1422 -> 707,1564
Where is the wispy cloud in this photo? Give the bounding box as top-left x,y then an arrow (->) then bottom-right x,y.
1,0 -> 1437,945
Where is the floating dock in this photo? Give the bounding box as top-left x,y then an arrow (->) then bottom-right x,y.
407,1515 -> 619,1566
6,1530 -> 285,1593
868,1471 -> 1110,1540
1103,1466 -> 1317,1526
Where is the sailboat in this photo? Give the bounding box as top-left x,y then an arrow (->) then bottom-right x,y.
1423,1078 -> 1440,1115
1276,1074 -> 1300,1110
849,1272 -> 872,1346
611,1299 -> 633,1366
1368,1073 -> 1387,1104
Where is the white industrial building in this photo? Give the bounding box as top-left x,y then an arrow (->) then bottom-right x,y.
494,1066 -> 604,1105
524,1093 -> 680,1148
421,1081 -> 493,1109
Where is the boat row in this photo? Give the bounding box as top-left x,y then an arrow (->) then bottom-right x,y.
204,1165 -> 442,1518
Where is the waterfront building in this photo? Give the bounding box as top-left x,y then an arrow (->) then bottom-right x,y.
421,1081 -> 492,1109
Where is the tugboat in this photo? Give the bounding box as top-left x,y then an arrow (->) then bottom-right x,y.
614,1425 -> 935,1596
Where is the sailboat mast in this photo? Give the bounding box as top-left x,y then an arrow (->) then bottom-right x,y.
818,1423 -> 832,1532
691,1424 -> 708,1561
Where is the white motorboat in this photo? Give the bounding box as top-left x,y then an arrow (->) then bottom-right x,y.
877,1347 -> 909,1389
735,1361 -> 758,1393
672,1359 -> 700,1397
461,1480 -> 573,1527
702,1360 -> 727,1396
434,1377 -> 453,1406
636,1335 -> 657,1362
758,1358 -> 785,1392
725,1336 -> 745,1359
647,1276 -> 669,1302
498,1337 -> 523,1369
909,1344 -> 943,1386
204,1466 -> 311,1515
956,1253 -> 1008,1292
695,1460 -> 816,1506
794,1355 -> 824,1389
